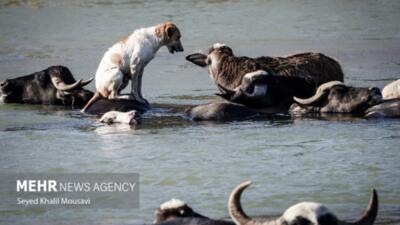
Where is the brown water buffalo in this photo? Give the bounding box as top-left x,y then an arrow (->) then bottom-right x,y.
186,43 -> 343,109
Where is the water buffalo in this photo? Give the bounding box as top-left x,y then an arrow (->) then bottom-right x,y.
0,65 -> 93,107
216,70 -> 314,109
290,81 -> 382,114
98,110 -> 141,124
185,101 -> 258,121
154,199 -> 208,223
84,98 -> 150,115
229,181 -> 378,225
365,99 -> 400,118
364,79 -> 400,118
155,217 -> 234,225
153,182 -> 378,225
186,43 -> 343,108
154,198 -> 233,225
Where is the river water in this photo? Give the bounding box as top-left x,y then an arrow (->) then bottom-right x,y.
0,0 -> 399,225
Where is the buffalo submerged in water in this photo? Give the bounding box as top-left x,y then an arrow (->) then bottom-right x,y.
148,181 -> 378,225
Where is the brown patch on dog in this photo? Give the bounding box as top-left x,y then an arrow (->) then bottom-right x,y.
155,22 -> 181,42
119,35 -> 129,44
111,53 -> 123,66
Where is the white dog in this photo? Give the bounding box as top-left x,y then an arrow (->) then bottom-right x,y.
81,22 -> 183,113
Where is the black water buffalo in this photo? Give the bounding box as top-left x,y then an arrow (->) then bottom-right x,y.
153,198 -> 233,225
290,81 -> 383,114
0,65 -> 93,107
216,70 -> 314,109
186,43 -> 343,109
83,98 -> 150,115
185,101 -> 258,121
154,198 -> 208,224
365,99 -> 400,118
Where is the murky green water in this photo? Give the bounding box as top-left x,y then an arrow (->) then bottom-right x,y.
0,1 -> 400,224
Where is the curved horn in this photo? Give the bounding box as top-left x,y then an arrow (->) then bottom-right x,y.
229,181 -> 253,225
51,77 -> 82,91
229,181 -> 276,225
339,189 -> 378,225
294,81 -> 345,105
80,77 -> 94,87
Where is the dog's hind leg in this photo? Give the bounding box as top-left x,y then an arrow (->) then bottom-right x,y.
108,69 -> 133,100
80,91 -> 102,113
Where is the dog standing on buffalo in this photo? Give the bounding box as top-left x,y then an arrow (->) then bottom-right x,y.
186,43 -> 344,109
81,22 -> 184,113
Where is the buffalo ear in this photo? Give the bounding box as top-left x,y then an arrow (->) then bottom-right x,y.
186,53 -> 208,67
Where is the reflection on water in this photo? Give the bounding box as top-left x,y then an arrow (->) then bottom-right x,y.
0,0 -> 400,225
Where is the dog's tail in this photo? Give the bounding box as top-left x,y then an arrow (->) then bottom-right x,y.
80,91 -> 102,113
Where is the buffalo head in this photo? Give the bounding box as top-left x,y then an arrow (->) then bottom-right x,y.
154,199 -> 207,224
229,181 -> 378,225
291,81 -> 382,114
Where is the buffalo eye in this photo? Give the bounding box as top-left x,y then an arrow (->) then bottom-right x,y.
0,80 -> 8,87
369,87 -> 381,96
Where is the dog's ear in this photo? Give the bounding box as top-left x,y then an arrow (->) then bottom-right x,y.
156,22 -> 177,40
164,23 -> 180,40
186,53 -> 208,67
166,26 -> 175,39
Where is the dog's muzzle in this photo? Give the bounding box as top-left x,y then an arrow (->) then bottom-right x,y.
168,42 -> 184,54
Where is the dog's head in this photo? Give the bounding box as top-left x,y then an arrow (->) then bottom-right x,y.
156,22 -> 184,54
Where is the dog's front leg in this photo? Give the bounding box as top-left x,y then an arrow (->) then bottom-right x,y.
130,64 -> 147,104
